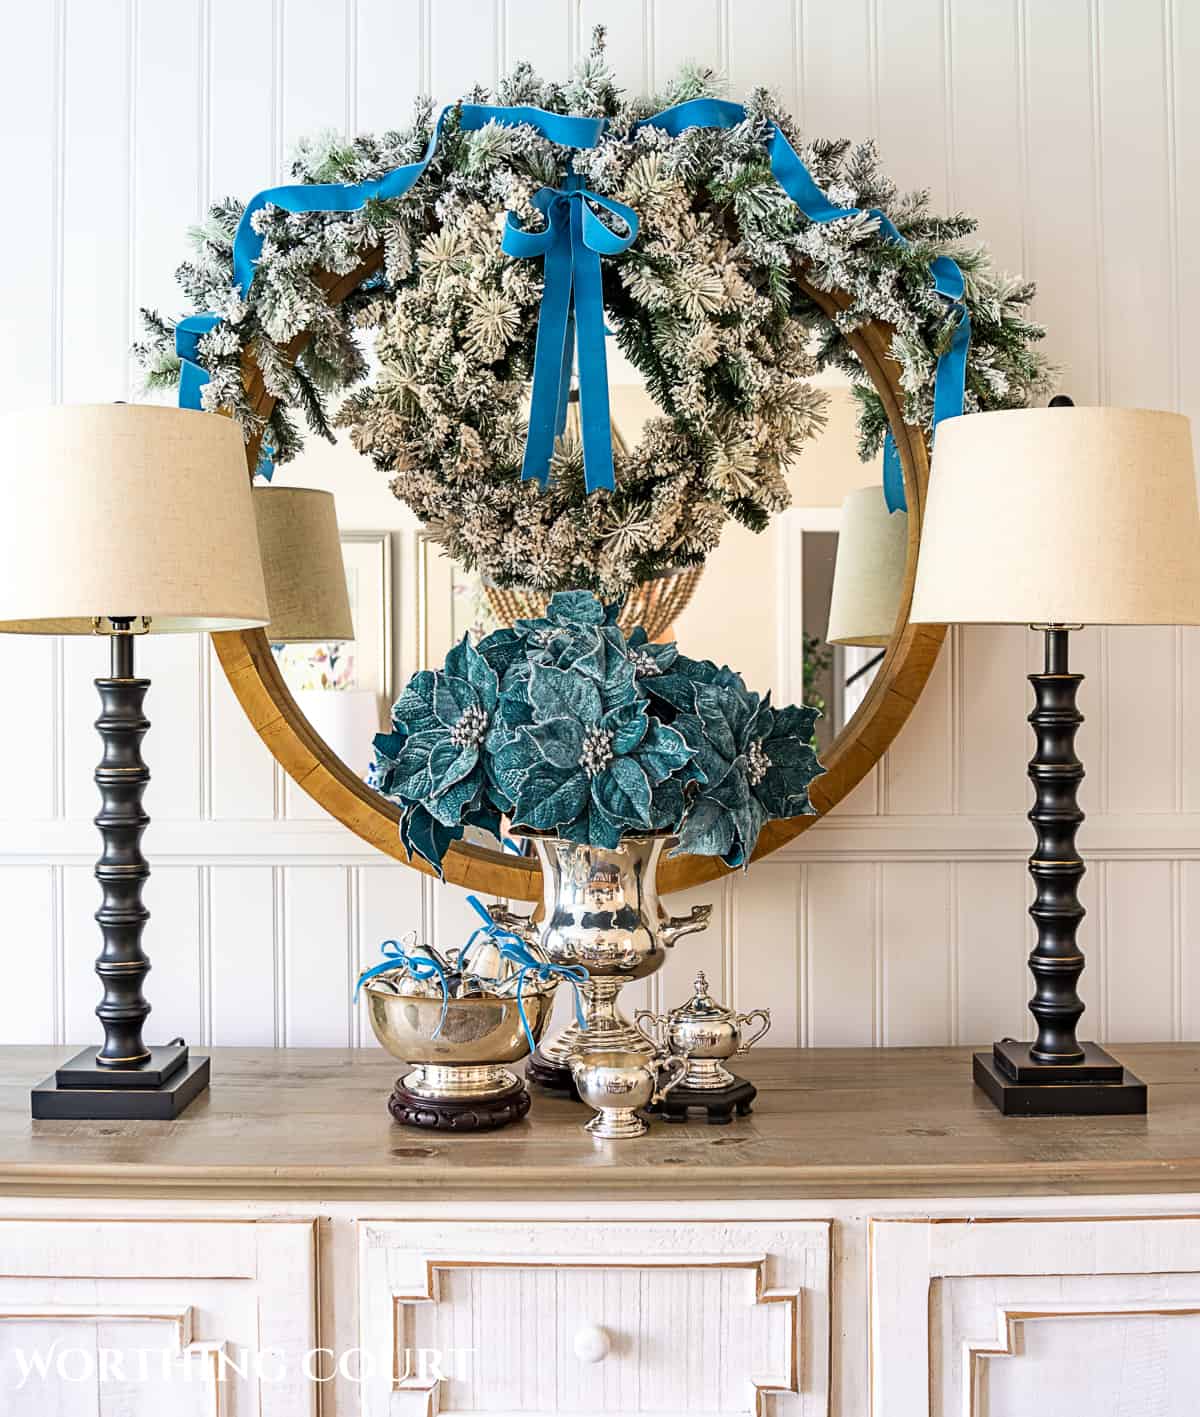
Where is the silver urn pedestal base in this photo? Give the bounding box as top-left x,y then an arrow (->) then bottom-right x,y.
538,979 -> 654,1067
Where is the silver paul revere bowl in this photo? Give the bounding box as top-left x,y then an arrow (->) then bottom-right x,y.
364,979 -> 557,1102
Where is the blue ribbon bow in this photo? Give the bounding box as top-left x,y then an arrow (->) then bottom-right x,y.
176,98 -> 971,514
502,177 -> 638,493
461,892 -> 530,958
353,937 -> 451,1037
464,894 -> 588,1052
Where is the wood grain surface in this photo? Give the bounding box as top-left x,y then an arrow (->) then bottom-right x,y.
5,1045 -> 1200,1201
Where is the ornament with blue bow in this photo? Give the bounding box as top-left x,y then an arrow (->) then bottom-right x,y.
461,895 -> 589,1053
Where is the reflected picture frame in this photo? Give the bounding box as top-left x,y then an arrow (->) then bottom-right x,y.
273,529 -> 394,702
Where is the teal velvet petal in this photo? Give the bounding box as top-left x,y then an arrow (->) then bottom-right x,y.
635,719 -> 694,782
527,664 -> 603,726
545,590 -> 606,626
400,803 -> 463,877
427,737 -> 479,796
511,764 -> 591,833
433,672 -> 475,726
523,716 -> 586,771
603,701 -> 649,755
592,755 -> 652,827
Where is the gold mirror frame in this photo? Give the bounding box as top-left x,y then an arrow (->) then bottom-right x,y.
211,250 -> 945,900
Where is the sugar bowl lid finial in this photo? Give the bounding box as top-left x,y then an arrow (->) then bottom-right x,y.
669,970 -> 730,1022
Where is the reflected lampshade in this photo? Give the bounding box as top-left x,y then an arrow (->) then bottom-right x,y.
911,407 -> 1200,626
0,404 -> 269,633
253,486 -> 354,643
825,485 -> 909,647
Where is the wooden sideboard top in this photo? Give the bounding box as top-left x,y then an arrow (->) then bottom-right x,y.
3,1044 -> 1200,1200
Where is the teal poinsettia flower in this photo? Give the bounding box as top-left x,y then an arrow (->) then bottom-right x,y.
373,589 -> 825,875
372,635 -> 503,844
640,651 -> 748,716
625,625 -> 679,679
495,664 -> 694,848
508,594 -> 635,708
672,685 -> 822,867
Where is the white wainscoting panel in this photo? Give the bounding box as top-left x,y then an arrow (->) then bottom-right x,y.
1,0 -> 1198,1048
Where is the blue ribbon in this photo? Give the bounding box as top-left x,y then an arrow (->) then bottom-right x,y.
353,937 -> 451,1037
502,177 -> 637,492
176,98 -> 971,513
633,99 -> 972,514
464,894 -> 588,1052
462,892 -> 530,959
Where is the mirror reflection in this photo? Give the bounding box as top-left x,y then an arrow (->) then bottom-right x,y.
264,382 -> 902,818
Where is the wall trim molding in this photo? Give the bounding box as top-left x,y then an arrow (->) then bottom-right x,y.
4,813 -> 1200,869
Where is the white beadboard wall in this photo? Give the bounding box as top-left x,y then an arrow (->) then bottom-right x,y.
2,0 -> 1199,1051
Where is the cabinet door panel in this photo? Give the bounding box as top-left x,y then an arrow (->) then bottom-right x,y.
359,1219 -> 830,1416
872,1215 -> 1200,1416
0,1219 -> 318,1416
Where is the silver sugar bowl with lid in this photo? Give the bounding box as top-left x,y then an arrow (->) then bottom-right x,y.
636,971 -> 770,1090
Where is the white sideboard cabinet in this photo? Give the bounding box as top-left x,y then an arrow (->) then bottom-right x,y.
2,1044 -> 1199,1416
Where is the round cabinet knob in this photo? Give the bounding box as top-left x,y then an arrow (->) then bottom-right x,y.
572,1324 -> 611,1363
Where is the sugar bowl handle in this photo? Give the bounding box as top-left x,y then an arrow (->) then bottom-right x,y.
634,1009 -> 667,1050
735,1008 -> 771,1053
652,1053 -> 689,1103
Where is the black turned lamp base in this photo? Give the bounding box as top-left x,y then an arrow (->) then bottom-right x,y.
388,1077 -> 532,1131
526,1047 -> 579,1098
32,1043 -> 210,1120
973,1039 -> 1146,1116
647,1074 -> 757,1125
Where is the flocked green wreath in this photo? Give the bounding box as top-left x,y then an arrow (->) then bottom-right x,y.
136,31 -> 1049,598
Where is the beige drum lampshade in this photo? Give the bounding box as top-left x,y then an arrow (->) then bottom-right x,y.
911,407 -> 1200,627
0,404 -> 269,633
826,485 -> 909,647
253,487 -> 354,642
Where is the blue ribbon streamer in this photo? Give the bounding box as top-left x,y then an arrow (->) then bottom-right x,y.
176,98 -> 971,513
354,938 -> 451,1037
464,894 -> 588,1052
633,98 -> 972,514
502,177 -> 638,492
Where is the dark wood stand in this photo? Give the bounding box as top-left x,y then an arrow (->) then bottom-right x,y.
974,627 -> 1146,1116
648,1074 -> 757,1125
30,626 -> 208,1121
527,1047 -> 578,1098
388,1077 -> 532,1131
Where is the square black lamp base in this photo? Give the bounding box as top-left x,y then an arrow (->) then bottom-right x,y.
31,1042 -> 210,1120
973,1039 -> 1147,1117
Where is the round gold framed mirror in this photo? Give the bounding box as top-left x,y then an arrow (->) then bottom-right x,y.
210,250 -> 944,901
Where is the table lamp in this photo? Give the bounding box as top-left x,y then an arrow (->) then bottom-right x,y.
910,400 -> 1200,1115
254,486 -> 383,778
0,404 -> 269,1120
253,486 -> 353,644
826,485 -> 908,649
